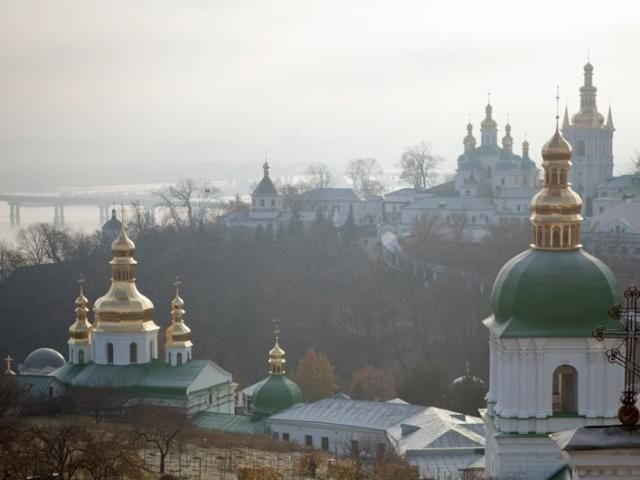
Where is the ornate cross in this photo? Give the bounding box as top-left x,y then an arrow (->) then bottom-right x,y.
78,272 -> 85,294
174,276 -> 181,295
273,318 -> 280,340
593,285 -> 640,426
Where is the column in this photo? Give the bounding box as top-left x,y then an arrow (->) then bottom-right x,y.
53,205 -> 59,226
59,205 -> 65,226
9,203 -> 15,226
15,204 -> 20,226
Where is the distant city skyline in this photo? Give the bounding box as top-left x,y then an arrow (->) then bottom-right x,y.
1,0 -> 640,190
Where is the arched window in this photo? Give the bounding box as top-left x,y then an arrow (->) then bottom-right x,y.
551,169 -> 558,185
562,226 -> 569,247
107,343 -> 114,364
78,350 -> 84,364
552,227 -> 560,247
177,352 -> 183,366
553,365 -> 578,413
130,342 -> 137,364
559,169 -> 567,185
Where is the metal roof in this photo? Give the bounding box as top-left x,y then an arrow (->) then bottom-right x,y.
303,188 -> 362,202
193,411 -> 267,434
53,359 -> 232,396
268,398 -> 425,431
252,176 -> 279,196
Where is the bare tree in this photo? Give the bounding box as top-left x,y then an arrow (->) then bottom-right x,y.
346,158 -> 384,196
155,179 -> 219,231
16,223 -> 56,264
127,200 -> 155,238
399,142 -> 443,189
449,211 -> 471,244
0,242 -> 25,281
409,212 -> 445,253
306,163 -> 334,189
130,405 -> 191,474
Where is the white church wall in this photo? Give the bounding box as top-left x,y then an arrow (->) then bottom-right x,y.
92,330 -> 158,365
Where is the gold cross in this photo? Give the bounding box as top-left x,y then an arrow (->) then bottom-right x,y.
78,273 -> 85,294
273,319 -> 280,339
174,276 -> 181,295
487,91 -> 491,105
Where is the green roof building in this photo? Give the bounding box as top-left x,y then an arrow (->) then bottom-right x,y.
482,112 -> 624,480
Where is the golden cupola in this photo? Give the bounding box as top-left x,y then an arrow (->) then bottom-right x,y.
92,224 -> 158,333
463,123 -> 476,152
502,123 -> 513,154
165,281 -> 192,348
268,332 -> 286,375
68,274 -> 92,344
530,115 -> 583,250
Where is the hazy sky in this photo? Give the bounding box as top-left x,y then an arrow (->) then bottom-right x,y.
1,0 -> 640,188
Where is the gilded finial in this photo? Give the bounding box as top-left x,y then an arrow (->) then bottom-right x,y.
174,276 -> 181,296
78,272 -> 85,295
487,90 -> 491,105
4,354 -> 16,375
268,319 -> 286,374
555,86 -> 560,126
171,276 -> 184,311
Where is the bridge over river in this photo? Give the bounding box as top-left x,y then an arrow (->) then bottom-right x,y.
0,193 -> 160,227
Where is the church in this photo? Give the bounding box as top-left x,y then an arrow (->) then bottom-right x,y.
482,109 -> 624,480
8,222 -> 237,416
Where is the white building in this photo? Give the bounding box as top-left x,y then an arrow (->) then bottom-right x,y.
482,119 -> 623,480
388,103 -> 539,240
561,62 -> 615,213
592,174 -> 640,215
301,188 -> 383,226
53,224 -> 237,415
267,396 -> 485,479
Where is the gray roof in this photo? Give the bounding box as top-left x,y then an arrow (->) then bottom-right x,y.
596,174 -> 640,190
12,374 -> 63,400
303,188 -> 362,202
550,425 -> 640,451
22,348 -> 66,373
253,176 -> 279,196
268,398 -> 425,430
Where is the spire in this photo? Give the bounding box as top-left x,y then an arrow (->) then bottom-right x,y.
263,159 -> 270,178
530,104 -> 583,250
166,277 -> 192,348
268,321 -> 286,375
522,139 -> 530,159
572,62 -> 605,128
562,106 -> 570,129
480,101 -> 498,146
3,355 -> 15,375
463,122 -> 476,153
68,273 -> 92,344
606,105 -> 615,130
502,122 -> 513,154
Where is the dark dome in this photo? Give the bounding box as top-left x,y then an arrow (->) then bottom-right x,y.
23,348 -> 66,372
251,374 -> 303,420
485,248 -> 619,338
102,209 -> 122,231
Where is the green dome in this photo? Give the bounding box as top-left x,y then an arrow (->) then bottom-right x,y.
251,374 -> 303,420
484,248 -> 619,338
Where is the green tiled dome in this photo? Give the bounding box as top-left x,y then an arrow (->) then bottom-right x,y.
251,374 -> 303,420
485,248 -> 619,338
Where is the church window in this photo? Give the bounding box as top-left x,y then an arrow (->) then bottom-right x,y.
501,178 -> 505,185
177,352 -> 183,366
563,226 -> 569,247
271,199 -> 275,207
107,343 -> 114,364
130,343 -> 137,364
282,433 -> 290,441
78,350 -> 84,364
49,386 -> 54,400
208,391 -> 213,405
552,226 -> 560,247
260,199 -> 265,207
576,140 -> 585,157
559,169 -> 567,184
516,205 -> 521,212
305,435 -> 313,447
551,169 -> 558,185
599,206 -> 604,214
272,432 -> 280,441
552,365 -> 578,413
252,199 -> 255,206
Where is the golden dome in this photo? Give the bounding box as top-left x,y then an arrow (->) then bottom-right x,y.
541,127 -> 572,161
93,224 -> 158,334
530,118 -> 583,250
268,336 -> 286,375
68,274 -> 93,343
111,225 -> 135,257
165,280 -> 192,348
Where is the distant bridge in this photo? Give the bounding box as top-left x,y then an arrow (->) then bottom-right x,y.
0,193 -> 160,227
